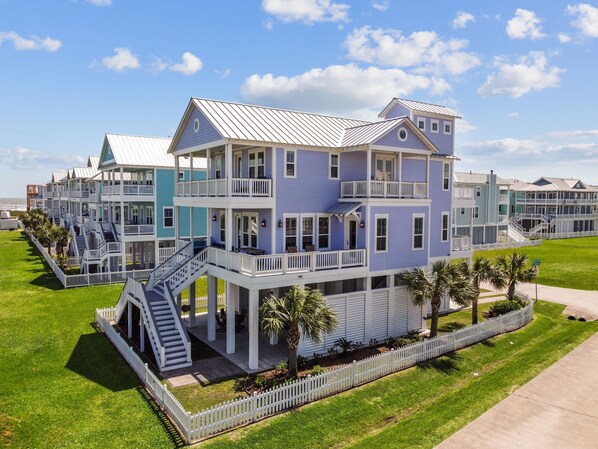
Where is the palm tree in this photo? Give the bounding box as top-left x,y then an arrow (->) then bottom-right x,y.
397,260 -> 472,338
495,252 -> 537,301
260,285 -> 338,377
51,225 -> 71,257
458,257 -> 506,325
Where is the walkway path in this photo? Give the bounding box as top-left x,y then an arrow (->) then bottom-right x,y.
436,331 -> 598,449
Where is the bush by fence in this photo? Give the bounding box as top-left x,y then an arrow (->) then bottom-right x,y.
95,292 -> 534,443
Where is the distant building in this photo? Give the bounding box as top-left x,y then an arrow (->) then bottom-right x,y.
26,184 -> 38,211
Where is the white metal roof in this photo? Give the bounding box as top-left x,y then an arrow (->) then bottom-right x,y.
193,98 -> 369,148
103,134 -> 174,168
87,156 -> 99,170
379,98 -> 461,119
72,166 -> 98,179
454,171 -> 510,185
52,170 -> 68,183
514,177 -> 598,192
340,118 -> 405,148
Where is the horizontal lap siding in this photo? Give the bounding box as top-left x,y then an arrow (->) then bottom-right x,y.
177,107 -> 223,151
374,127 -> 428,151
429,159 -> 452,258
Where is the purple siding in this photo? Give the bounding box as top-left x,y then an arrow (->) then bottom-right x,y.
428,160 -> 452,257
340,151 -> 366,182
374,126 -> 428,151
176,107 -> 223,151
383,103 -> 411,120
401,158 -> 426,182
369,205 -> 429,271
418,119 -> 454,155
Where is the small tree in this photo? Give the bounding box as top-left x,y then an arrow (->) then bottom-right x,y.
495,252 -> 537,301
397,260 -> 472,338
458,257 -> 506,325
260,285 -> 338,377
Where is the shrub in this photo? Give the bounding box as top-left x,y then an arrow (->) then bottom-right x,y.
297,354 -> 309,370
487,299 -> 525,318
385,336 -> 400,350
368,338 -> 379,347
310,365 -> 325,376
254,375 -> 268,389
333,338 -> 355,355
327,347 -> 338,358
311,352 -> 322,366
275,360 -> 288,375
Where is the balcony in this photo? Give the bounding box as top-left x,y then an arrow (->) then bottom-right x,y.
176,178 -> 272,198
341,181 -> 427,199
114,223 -> 155,237
453,186 -> 475,200
70,190 -> 90,199
207,247 -> 366,277
499,193 -> 509,203
102,184 -> 155,197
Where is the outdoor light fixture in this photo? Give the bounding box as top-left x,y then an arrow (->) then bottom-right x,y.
278,219 -> 283,228
261,219 -> 267,228
212,215 -> 217,221
360,220 -> 365,228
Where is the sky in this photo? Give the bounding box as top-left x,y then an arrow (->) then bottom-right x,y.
1,0 -> 598,197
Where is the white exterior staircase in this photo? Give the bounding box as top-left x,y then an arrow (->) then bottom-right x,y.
112,242 -> 209,372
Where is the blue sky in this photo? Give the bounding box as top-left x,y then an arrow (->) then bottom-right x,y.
1,0 -> 598,197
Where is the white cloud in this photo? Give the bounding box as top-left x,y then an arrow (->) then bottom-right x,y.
452,12 -> 475,29
455,119 -> 477,134
150,57 -> 168,72
477,52 -> 563,98
241,63 -> 449,119
557,32 -> 572,43
567,3 -> 598,38
85,0 -> 111,6
371,1 -> 388,12
101,47 -> 140,71
506,9 -> 546,40
508,112 -> 521,118
345,26 -> 481,76
169,52 -> 202,75
0,31 -> 61,52
547,129 -> 598,139
262,0 -> 350,24
0,147 -> 85,170
263,18 -> 274,30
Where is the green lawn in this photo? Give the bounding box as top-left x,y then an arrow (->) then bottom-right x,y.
0,231 -> 179,448
474,237 -> 598,290
3,229 -> 597,449
427,302 -> 494,332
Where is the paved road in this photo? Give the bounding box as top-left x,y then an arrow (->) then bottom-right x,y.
436,331 -> 598,449
437,284 -> 598,449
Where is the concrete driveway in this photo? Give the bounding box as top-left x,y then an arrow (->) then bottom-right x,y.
435,331 -> 598,449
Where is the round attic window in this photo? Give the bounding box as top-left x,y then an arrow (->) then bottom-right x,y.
193,118 -> 200,133
398,127 -> 408,141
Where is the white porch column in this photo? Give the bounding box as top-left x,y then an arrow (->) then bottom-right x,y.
120,166 -> 126,273
226,143 -> 232,196
174,155 -> 179,198
226,282 -> 237,354
127,302 -> 133,338
207,275 -> 217,341
426,154 -> 430,199
226,207 -> 233,266
139,318 -> 145,352
190,206 -> 194,245
248,289 -> 259,370
366,147 -> 372,198
189,281 -> 196,327
388,276 -> 396,337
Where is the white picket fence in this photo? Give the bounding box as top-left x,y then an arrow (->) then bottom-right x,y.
26,230 -> 151,288
95,292 -> 534,443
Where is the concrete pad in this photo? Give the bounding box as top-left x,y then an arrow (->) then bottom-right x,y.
436,332 -> 598,449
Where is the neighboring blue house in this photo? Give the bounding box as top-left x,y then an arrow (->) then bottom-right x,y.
80,133 -> 207,273
122,97 -> 465,371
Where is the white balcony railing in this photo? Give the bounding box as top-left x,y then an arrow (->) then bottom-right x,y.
453,186 -> 475,200
207,247 -> 366,277
70,190 -> 90,199
176,178 -> 272,198
114,223 -> 155,236
452,235 -> 472,251
102,184 -> 154,196
341,181 -> 427,199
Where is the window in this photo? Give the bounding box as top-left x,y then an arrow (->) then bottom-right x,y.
476,186 -> 481,197
473,207 -> 479,219
249,150 -> 265,178
413,215 -> 424,250
398,127 -> 408,141
441,212 -> 449,242
375,215 -> 388,252
444,121 -> 452,134
317,215 -> 329,249
285,216 -> 297,251
220,212 -> 225,242
241,214 -> 258,248
193,118 -> 200,133
285,149 -> 296,178
443,162 -> 450,191
178,171 -> 184,180
214,156 -> 222,179
511,204 -> 515,213
146,206 -> 153,224
163,207 -> 174,228
417,117 -> 425,131
301,216 -> 314,250
431,120 -> 439,133
460,208 -> 465,215
330,153 -> 339,179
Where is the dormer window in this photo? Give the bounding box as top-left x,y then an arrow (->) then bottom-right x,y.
417,117 -> 425,131
431,120 -> 439,133
193,118 -> 200,133
444,122 -> 452,134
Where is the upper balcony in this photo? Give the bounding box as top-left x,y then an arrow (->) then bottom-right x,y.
452,186 -> 475,208
341,180 -> 427,199
70,190 -> 90,199
113,222 -> 155,238
174,178 -> 274,208
101,183 -> 155,201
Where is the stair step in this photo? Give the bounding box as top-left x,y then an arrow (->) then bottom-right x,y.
164,340 -> 183,347
165,356 -> 189,365
166,347 -> 186,355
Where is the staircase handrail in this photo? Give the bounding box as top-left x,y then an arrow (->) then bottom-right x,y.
69,223 -> 80,259
139,289 -> 166,368
163,282 -> 191,359
147,242 -> 193,289
115,277 -> 138,321
163,247 -> 209,296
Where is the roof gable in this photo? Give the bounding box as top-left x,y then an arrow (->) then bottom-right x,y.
372,119 -> 434,152
378,98 -> 461,119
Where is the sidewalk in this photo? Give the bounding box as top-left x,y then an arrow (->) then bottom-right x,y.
435,331 -> 598,449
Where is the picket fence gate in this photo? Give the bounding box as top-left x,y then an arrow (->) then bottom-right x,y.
95,292 -> 534,443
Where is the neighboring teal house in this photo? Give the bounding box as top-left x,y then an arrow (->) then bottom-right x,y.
79,133 -> 207,273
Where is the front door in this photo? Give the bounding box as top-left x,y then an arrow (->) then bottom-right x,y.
345,218 -> 358,250
375,157 -> 394,181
